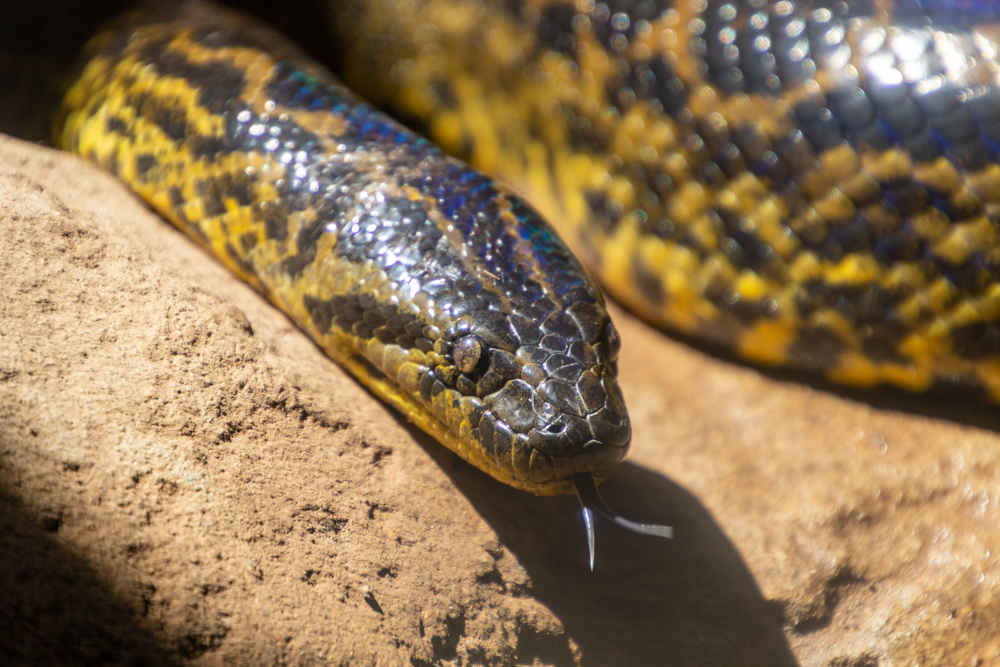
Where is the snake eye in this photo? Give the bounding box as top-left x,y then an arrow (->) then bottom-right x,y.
453,335 -> 487,374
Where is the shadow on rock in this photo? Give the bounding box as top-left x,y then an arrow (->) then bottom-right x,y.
0,480 -> 183,667
413,428 -> 799,667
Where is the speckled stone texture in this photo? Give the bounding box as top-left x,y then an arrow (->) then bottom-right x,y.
2,133 -> 1000,666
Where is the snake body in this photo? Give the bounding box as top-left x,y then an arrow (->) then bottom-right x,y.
343,0 -> 1000,400
58,0 -> 1000,496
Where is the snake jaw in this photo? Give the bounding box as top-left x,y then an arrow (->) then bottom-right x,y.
572,473 -> 674,572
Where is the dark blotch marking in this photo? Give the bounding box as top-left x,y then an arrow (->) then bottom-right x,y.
589,0 -> 668,52
134,154 -> 157,181
795,103 -> 842,153
105,116 -> 127,134
281,217 -> 326,276
153,106 -> 189,141
261,201 -> 289,242
942,261 -> 991,294
538,3 -> 577,57
216,172 -> 252,207
787,326 -> 845,372
724,298 -> 773,327
860,325 -> 909,364
795,282 -> 903,334
953,323 -> 1000,359
873,229 -> 923,263
567,109 -> 611,154
202,190 -> 227,217
632,57 -> 687,116
504,0 -> 525,17
829,87 -> 875,131
138,39 -> 247,115
281,249 -> 315,277
239,232 -> 258,254
188,136 -> 227,161
225,240 -> 257,278
168,186 -> 185,206
303,294 -> 336,333
583,190 -> 619,231
717,209 -> 776,273
949,139 -> 994,171
632,258 -> 663,307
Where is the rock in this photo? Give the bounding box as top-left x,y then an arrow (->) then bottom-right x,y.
1,133 -> 999,666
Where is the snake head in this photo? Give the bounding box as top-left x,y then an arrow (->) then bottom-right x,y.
437,272 -> 631,495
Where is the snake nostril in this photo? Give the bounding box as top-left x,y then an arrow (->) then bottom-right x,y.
545,422 -> 567,434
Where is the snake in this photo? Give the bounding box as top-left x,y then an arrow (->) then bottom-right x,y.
55,0 -> 1000,561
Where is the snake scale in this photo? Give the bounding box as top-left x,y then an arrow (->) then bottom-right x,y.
56,0 -> 1000,518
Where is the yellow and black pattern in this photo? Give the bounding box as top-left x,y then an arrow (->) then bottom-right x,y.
59,1 -> 633,495
58,0 -> 1000,498
341,0 -> 1000,400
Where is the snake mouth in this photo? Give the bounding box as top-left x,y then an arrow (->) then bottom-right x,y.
518,438 -> 628,489
548,437 -> 629,480
520,416 -> 631,486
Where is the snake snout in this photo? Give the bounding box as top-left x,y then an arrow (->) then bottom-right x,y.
525,374 -> 629,450
524,364 -> 631,482
518,310 -> 631,482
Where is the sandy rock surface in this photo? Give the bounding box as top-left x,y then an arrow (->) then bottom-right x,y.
2,133 -> 1000,666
